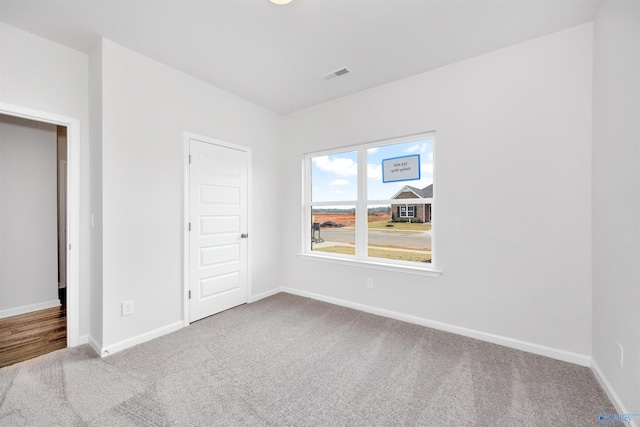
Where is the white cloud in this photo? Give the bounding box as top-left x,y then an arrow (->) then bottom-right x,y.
406,144 -> 420,153
405,142 -> 429,154
368,147 -> 379,154
335,190 -> 344,195
421,163 -> 433,175
330,179 -> 349,186
313,155 -> 357,177
367,163 -> 382,180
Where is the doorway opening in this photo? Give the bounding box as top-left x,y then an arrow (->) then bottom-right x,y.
0,102 -> 80,367
0,114 -> 68,367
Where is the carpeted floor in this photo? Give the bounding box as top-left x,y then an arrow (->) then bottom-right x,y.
0,293 -> 614,426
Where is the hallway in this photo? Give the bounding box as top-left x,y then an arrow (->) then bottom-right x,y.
0,303 -> 67,368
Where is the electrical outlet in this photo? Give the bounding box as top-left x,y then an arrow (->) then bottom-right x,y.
122,300 -> 134,317
366,278 -> 374,289
617,342 -> 624,368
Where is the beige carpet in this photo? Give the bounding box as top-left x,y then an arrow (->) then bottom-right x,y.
0,293 -> 614,426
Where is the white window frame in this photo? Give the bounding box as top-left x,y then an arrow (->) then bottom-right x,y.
399,206 -> 415,218
300,132 -> 440,276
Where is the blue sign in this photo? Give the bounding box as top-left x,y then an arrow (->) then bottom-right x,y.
382,155 -> 420,183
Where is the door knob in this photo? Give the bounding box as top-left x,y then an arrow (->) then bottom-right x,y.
241,233 -> 248,238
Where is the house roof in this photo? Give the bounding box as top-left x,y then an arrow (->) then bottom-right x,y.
391,184 -> 433,200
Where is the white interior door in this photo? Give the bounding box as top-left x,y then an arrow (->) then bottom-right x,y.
189,138 -> 249,322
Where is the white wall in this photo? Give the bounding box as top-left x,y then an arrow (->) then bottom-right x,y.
282,24 -> 594,361
0,115 -> 58,314
592,0 -> 640,414
98,40 -> 282,351
88,40 -> 104,348
57,127 -> 67,288
0,23 -> 90,335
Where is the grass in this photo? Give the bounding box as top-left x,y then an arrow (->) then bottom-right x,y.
367,220 -> 431,231
313,245 -> 432,263
368,243 -> 430,251
314,246 -> 356,255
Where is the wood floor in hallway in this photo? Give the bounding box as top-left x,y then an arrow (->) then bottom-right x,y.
0,306 -> 67,368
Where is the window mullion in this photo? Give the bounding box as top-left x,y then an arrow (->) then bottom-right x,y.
356,146 -> 367,258
303,155 -> 311,252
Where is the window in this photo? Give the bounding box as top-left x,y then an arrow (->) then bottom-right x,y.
399,206 -> 415,218
304,133 -> 435,270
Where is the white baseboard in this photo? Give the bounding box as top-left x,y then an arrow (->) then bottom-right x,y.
591,359 -> 638,427
280,287 -> 591,367
0,299 -> 61,319
88,335 -> 102,357
249,287 -> 284,303
99,321 -> 184,358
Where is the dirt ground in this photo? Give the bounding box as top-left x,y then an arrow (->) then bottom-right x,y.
312,212 -> 390,227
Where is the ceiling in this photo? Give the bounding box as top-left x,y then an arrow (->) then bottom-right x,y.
0,0 -> 599,114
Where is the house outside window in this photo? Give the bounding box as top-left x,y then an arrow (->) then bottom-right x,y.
391,185 -> 432,223
303,133 -> 436,269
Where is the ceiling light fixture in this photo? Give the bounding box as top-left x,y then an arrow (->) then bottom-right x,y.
270,0 -> 292,5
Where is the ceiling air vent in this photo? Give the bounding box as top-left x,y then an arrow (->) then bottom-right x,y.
322,67 -> 350,81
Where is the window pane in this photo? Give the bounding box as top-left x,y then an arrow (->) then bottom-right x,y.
311,207 -> 356,256
311,151 -> 357,202
367,138 -> 433,200
367,204 -> 432,263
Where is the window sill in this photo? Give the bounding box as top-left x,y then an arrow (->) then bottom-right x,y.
297,253 -> 442,277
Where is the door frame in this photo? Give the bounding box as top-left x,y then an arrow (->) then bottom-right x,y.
58,160 -> 67,289
182,132 -> 253,326
0,102 -> 81,347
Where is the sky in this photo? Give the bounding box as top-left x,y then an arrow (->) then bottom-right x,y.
311,138 -> 434,203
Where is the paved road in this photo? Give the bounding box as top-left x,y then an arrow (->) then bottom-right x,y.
316,228 -> 431,249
